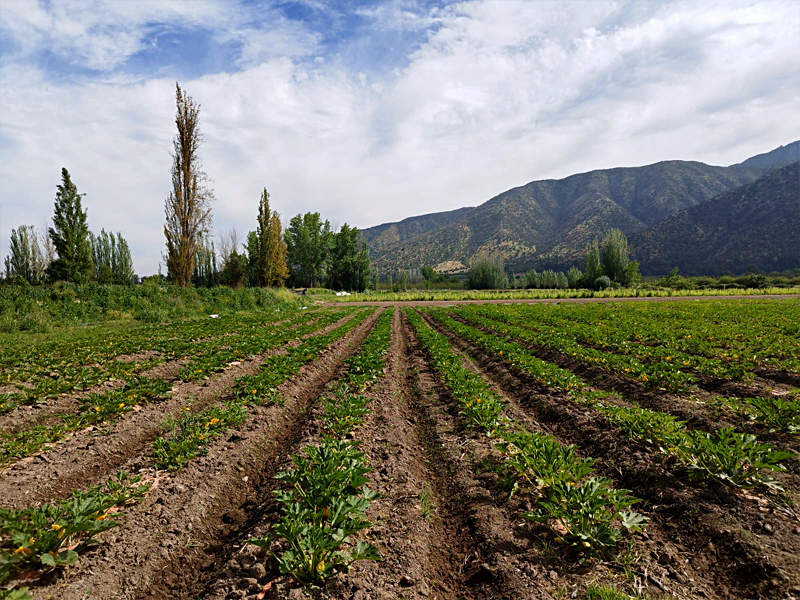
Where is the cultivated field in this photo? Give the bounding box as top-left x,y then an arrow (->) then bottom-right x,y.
1,298 -> 798,600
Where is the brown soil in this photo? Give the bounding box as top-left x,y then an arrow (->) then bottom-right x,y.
24,309 -> 381,600
0,313 -> 358,508
419,308 -> 800,600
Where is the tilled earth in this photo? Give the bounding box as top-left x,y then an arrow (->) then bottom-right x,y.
2,305 -> 799,600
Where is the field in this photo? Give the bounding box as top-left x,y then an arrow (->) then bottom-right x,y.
1,297 -> 799,600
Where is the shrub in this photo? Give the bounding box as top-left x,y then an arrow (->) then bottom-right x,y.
594,276 -> 611,290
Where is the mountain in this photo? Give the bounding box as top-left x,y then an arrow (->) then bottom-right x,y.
364,161 -> 765,274
362,141 -> 798,276
629,163 -> 800,276
361,206 -> 475,258
732,141 -> 800,169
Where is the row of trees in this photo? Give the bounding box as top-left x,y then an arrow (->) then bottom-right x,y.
466,229 -> 640,290
4,168 -> 135,285
162,83 -> 370,292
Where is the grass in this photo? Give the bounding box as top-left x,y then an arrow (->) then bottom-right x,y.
331,286 -> 800,303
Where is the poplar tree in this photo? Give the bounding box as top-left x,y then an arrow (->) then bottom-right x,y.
4,225 -> 46,283
266,210 -> 289,286
48,168 -> 93,283
164,83 -> 213,287
249,188 -> 288,287
90,229 -> 135,284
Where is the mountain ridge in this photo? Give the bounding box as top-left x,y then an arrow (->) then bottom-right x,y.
362,141 -> 799,276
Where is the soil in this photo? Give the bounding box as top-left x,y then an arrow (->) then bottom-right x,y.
21,309 -> 381,600
418,309 -> 800,600
5,300 -> 800,600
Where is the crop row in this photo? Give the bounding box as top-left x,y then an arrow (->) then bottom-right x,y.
248,308 -> 393,585
460,303 -> 759,384
0,307 -> 341,412
404,308 -> 646,560
452,305 -> 698,392
0,309 -> 365,467
484,300 -> 800,374
451,304 -> 800,432
424,308 -> 795,493
0,472 -> 150,600
1,308 -> 382,598
150,308 -> 376,472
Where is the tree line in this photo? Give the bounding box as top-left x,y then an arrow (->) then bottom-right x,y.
466,228 -> 641,290
4,83 -> 371,292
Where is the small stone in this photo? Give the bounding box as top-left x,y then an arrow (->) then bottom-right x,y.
247,563 -> 266,580
399,575 -> 414,587
763,523 -> 774,535
548,570 -> 559,582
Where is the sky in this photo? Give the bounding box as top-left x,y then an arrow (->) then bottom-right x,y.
1,0 -> 798,276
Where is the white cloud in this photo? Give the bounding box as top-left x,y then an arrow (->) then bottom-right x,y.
1,0 -> 798,275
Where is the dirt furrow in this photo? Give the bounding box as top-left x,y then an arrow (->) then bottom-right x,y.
26,309 -> 381,600
398,309 -> 553,599
420,309 -> 800,600
0,313 -> 357,509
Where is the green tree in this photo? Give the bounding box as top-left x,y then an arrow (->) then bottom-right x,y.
164,83 -> 214,287
90,229 -> 135,285
467,255 -> 508,289
192,235 -> 217,288
48,168 -> 93,283
252,189 -> 289,287
284,212 -> 331,287
4,225 -> 47,284
600,228 -> 630,285
326,224 -> 370,292
566,266 -> 583,288
581,240 -> 602,288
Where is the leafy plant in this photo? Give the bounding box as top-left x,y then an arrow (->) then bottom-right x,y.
523,477 -> 645,560
677,427 -> 794,490
0,472 -> 149,586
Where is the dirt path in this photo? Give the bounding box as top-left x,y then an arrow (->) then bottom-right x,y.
331,293 -> 800,307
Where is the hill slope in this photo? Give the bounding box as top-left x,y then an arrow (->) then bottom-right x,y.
733,141 -> 800,169
629,163 -> 800,276
364,161 -> 764,274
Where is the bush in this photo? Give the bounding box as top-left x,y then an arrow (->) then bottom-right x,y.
594,276 -> 611,290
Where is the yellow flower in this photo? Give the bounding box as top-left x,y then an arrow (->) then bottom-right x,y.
94,406 -> 101,412
95,513 -> 108,521
51,523 -> 62,530
118,403 -> 125,409
207,418 -> 220,426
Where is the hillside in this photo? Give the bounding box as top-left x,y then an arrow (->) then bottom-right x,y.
733,140 -> 800,169
364,161 -> 765,274
629,163 -> 800,276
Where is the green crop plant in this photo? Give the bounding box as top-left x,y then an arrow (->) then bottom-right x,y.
497,429 -> 596,493
677,428 -> 794,490
711,395 -> 800,434
523,477 -> 646,560
0,472 -> 149,587
249,436 -> 381,585
152,400 -> 248,471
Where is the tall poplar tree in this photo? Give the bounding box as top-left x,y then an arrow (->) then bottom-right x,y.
250,188 -> 288,287
266,210 -> 288,286
164,83 -> 213,287
4,225 -> 46,284
48,168 -> 93,283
